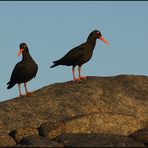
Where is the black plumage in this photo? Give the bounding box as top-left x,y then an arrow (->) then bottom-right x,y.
7,43 -> 38,97
50,30 -> 109,81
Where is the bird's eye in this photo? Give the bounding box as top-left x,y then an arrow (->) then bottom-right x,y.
96,32 -> 100,35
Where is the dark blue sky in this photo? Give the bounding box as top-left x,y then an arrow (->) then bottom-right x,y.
0,1 -> 148,101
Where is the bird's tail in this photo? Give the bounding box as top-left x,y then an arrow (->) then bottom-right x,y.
7,82 -> 15,89
50,60 -> 60,68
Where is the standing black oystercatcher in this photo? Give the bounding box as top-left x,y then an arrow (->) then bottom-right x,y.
50,30 -> 109,81
7,43 -> 38,97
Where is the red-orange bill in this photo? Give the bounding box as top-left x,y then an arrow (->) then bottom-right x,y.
18,49 -> 24,56
99,36 -> 109,45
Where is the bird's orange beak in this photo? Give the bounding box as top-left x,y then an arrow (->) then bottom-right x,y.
99,36 -> 109,45
18,49 -> 24,56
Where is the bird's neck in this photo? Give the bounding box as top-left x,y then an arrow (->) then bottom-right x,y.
86,37 -> 97,51
22,51 -> 32,61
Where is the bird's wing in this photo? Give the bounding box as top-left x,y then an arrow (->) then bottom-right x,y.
33,64 -> 38,78
58,45 -> 86,64
9,62 -> 27,83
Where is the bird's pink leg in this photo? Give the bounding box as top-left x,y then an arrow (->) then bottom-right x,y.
78,66 -> 87,80
24,83 -> 30,96
18,84 -> 22,97
72,67 -> 80,81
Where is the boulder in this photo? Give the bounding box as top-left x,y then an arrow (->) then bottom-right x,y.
39,112 -> 143,139
0,75 -> 147,147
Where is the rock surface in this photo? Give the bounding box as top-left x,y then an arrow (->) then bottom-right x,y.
38,112 -> 143,139
16,135 -> 62,147
129,129 -> 148,146
0,132 -> 16,146
0,75 -> 147,147
10,126 -> 39,143
54,133 -> 146,147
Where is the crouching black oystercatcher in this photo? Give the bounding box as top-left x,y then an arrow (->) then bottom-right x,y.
7,43 -> 38,97
50,30 -> 109,81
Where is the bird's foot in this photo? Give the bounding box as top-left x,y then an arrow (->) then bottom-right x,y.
17,94 -> 23,98
73,77 -> 81,81
80,76 -> 87,80
73,76 -> 87,82
25,92 -> 31,96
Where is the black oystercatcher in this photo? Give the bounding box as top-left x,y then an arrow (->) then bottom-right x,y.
7,43 -> 38,97
50,30 -> 109,81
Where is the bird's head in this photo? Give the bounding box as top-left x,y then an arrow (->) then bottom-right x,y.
90,30 -> 109,45
18,43 -> 29,56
